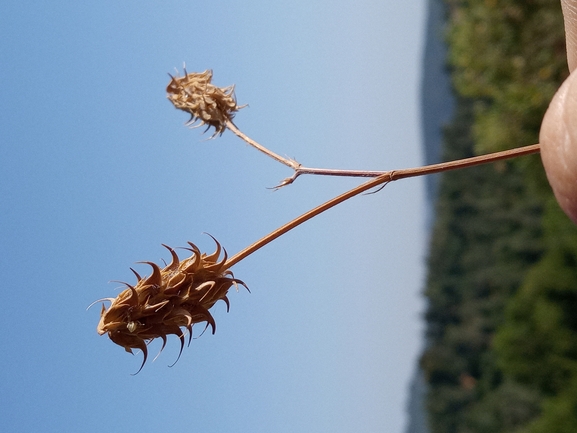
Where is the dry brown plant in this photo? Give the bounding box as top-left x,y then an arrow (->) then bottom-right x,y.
93,238 -> 247,374
94,68 -> 542,373
166,69 -> 243,138
166,69 -> 540,188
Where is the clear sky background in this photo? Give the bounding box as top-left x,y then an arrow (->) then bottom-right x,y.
0,1 -> 427,432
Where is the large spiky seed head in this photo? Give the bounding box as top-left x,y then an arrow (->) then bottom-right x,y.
166,69 -> 243,137
94,238 -> 248,373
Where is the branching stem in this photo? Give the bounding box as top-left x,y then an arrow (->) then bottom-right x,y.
225,120 -> 540,189
225,143 -> 540,268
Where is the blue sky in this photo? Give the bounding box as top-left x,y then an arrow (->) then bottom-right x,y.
0,1 -> 427,432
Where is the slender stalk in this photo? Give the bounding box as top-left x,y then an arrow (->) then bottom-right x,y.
278,143 -> 541,186
225,143 -> 540,268
225,120 -> 540,188
386,144 -> 540,180
225,120 -> 301,170
225,172 -> 392,268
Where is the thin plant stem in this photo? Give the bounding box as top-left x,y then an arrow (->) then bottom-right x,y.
225,143 -> 540,268
225,120 -> 540,188
225,173 -> 392,268
279,143 -> 540,186
225,120 -> 301,170
386,143 -> 540,180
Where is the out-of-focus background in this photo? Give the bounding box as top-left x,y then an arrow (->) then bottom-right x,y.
418,1 -> 577,433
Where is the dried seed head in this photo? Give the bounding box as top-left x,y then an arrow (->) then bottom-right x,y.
166,69 -> 243,137
94,238 -> 247,373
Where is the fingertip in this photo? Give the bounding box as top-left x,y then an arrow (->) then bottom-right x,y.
540,70 -> 577,223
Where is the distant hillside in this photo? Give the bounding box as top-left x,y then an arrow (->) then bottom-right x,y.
419,1 -> 577,432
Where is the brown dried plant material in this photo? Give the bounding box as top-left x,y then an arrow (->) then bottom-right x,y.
94,238 -> 247,373
166,69 -> 243,137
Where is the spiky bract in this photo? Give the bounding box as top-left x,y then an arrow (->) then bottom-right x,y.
95,238 -> 247,373
166,69 -> 242,137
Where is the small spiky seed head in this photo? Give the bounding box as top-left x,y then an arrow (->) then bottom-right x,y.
166,69 -> 242,137
95,238 -> 247,373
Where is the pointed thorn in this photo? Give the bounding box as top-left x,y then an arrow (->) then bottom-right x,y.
86,298 -> 114,311
137,261 -> 162,287
130,343 -> 148,376
130,268 -> 143,281
168,330 -> 186,368
161,244 -> 180,271
152,335 -> 168,362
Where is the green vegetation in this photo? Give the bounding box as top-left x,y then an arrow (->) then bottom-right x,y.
421,1 -> 577,432
447,0 -> 567,155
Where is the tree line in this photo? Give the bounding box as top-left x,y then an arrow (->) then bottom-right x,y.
422,1 -> 577,432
